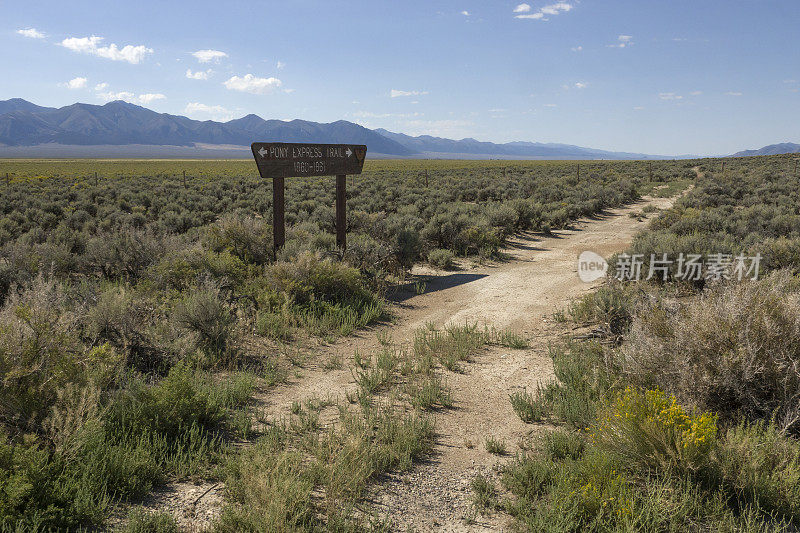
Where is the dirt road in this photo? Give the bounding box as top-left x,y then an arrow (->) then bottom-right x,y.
150,194 -> 676,531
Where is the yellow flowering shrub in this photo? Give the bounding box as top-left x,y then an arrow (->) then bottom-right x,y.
591,387 -> 717,473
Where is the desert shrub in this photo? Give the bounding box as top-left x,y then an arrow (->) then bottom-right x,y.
148,247 -> 249,291
509,199 -> 544,230
204,215 -> 272,266
711,421 -> 800,522
622,273 -> 800,432
0,278 -> 85,432
535,341 -> 615,430
85,228 -> 174,281
343,233 -> 397,278
394,228 -> 422,269
262,252 -> 384,335
173,285 -> 236,365
486,203 -> 518,239
84,284 -> 168,373
591,387 -> 718,474
254,311 -> 294,342
427,248 -> 455,270
266,252 -> 374,308
567,280 -> 638,335
510,389 -> 546,423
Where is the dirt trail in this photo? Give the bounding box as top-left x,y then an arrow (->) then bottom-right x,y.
151,194 -> 676,531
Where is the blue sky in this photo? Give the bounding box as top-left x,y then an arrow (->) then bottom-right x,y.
3,0 -> 799,155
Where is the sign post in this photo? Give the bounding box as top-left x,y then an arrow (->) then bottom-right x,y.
250,142 -> 367,256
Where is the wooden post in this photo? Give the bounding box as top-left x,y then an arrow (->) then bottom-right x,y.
648,161 -> 653,180
424,169 -> 429,188
273,177 -> 285,257
336,174 -> 346,250
721,161 -> 725,177
576,165 -> 580,180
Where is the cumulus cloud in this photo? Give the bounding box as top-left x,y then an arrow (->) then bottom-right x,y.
94,82 -> 108,91
574,81 -> 587,89
186,68 -> 211,80
184,102 -> 235,121
223,74 -> 282,94
137,93 -> 166,104
61,36 -> 153,64
97,91 -> 135,103
63,77 -> 88,89
461,10 -> 470,16
515,2 -> 572,20
192,49 -> 227,63
96,90 -> 166,105
390,89 -> 429,98
17,28 -> 45,39
608,35 -> 633,48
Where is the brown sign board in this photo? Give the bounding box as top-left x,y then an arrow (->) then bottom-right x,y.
251,142 -> 367,178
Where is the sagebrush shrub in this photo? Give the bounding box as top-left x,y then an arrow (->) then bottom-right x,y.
622,273 -> 800,432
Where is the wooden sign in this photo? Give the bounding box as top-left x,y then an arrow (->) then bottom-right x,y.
251,142 -> 367,178
250,142 -> 368,255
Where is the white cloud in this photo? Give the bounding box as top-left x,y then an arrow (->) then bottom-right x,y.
390,89 -> 429,98
186,68 -> 211,80
571,46 -> 583,52
184,102 -> 235,121
17,28 -> 45,39
96,90 -> 166,105
544,103 -> 558,107
608,35 -> 634,48
461,10 -> 470,16
689,90 -> 703,96
515,2 -> 572,20
97,91 -> 136,103
61,36 -> 153,64
63,77 -> 87,89
659,92 -> 683,100
137,93 -> 166,104
192,49 -> 227,63
94,82 -> 108,91
574,81 -> 587,89
276,61 -> 285,69
724,91 -> 743,96
223,74 -> 282,94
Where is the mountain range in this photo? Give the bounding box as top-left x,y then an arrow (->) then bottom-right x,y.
729,143 -> 800,157
0,98 -> 795,159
